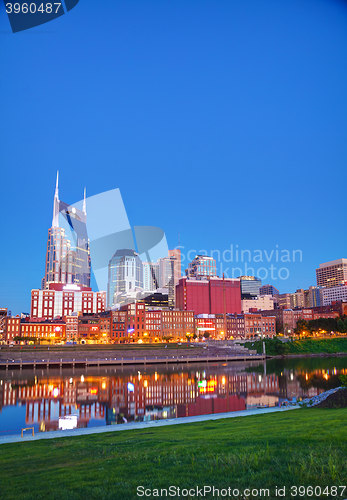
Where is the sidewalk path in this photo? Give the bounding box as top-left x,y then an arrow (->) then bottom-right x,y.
0,405 -> 300,446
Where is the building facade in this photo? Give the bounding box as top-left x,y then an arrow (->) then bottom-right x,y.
308,286 -> 324,307
316,258 -> 347,288
241,295 -> 274,313
239,276 -> 262,300
259,284 -> 279,296
31,284 -> 106,319
186,255 -> 217,279
107,249 -> 143,308
322,285 -> 347,306
168,249 -> 182,285
21,319 -> 66,342
1,316 -> 21,343
42,173 -> 90,290
176,276 -> 242,316
142,261 -> 159,292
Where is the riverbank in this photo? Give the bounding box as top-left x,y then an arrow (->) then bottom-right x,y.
0,342 -> 263,369
0,408 -> 346,500
245,337 -> 347,357
0,405 -> 298,445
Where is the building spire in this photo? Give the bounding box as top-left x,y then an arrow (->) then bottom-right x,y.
52,170 -> 60,227
83,187 -> 87,215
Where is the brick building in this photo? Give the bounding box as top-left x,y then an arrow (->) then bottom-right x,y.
176,276 -> 241,315
31,283 -> 106,320
21,319 -> 66,342
1,315 -> 21,344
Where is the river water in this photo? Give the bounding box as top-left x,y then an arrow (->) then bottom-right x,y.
0,356 -> 346,437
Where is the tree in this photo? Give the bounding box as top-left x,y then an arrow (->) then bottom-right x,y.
294,319 -> 309,336
337,318 -> 346,334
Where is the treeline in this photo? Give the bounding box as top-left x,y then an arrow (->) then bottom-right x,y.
245,337 -> 347,356
294,317 -> 347,335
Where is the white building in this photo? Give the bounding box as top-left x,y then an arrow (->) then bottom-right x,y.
142,261 -> 159,292
31,284 -> 106,319
322,285 -> 347,306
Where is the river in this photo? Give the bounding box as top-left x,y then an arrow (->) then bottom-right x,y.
0,356 -> 346,437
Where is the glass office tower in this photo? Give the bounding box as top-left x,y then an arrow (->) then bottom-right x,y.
42,173 -> 91,290
107,249 -> 143,308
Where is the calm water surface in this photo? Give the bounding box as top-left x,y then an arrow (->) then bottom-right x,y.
0,356 -> 346,437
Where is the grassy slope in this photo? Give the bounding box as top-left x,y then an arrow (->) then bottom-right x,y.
1,409 -> 347,500
246,337 -> 347,356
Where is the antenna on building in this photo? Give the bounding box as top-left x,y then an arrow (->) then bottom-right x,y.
55,171 -> 59,199
178,231 -> 180,249
52,171 -> 60,228
83,187 -> 87,215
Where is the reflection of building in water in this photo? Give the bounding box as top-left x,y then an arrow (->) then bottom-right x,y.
2,366 -> 345,433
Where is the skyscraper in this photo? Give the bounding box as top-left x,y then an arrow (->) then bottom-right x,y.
186,255 -> 217,279
158,256 -> 175,307
142,261 -> 159,292
42,173 -> 91,290
238,276 -> 261,300
107,249 -> 143,308
168,249 -> 182,285
316,259 -> 347,288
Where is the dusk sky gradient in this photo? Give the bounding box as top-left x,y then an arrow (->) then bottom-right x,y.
0,0 -> 346,314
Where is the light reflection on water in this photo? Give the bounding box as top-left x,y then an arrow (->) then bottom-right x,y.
0,356 -> 346,437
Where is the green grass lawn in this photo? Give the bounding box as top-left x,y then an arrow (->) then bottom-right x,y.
246,337 -> 347,356
1,408 -> 347,500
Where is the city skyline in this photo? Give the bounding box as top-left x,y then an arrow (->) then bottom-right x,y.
1,0 -> 346,314
1,171 -> 347,315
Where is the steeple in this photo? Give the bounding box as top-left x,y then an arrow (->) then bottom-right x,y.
52,171 -> 60,227
83,187 -> 87,215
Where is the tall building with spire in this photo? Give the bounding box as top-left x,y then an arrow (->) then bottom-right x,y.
42,173 -> 91,290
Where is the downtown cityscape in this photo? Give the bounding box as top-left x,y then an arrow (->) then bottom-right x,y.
1,174 -> 347,346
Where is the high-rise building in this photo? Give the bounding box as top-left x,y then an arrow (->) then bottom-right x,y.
142,261 -> 159,292
322,285 -> 347,306
277,293 -> 293,309
168,249 -> 182,285
292,289 -> 305,309
107,249 -> 143,308
158,256 -> 175,308
238,276 -> 261,300
42,173 -> 91,290
259,284 -> 279,296
186,255 -> 217,279
308,286 -> 324,308
316,259 -> 347,288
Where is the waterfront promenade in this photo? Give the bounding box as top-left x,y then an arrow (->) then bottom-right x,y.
0,343 -> 264,370
0,405 -> 299,445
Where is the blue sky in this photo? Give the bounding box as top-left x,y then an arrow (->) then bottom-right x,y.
0,0 -> 346,313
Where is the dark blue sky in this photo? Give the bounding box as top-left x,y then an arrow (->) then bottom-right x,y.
0,0 -> 346,313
